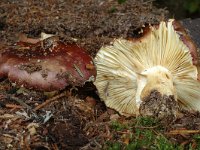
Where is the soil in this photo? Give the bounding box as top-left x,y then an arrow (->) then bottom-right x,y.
18,63 -> 43,74
0,0 -> 200,149
139,90 -> 178,120
0,0 -> 167,56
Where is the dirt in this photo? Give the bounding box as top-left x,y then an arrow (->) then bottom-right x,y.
18,63 -> 43,74
0,0 -> 167,56
1,0 -> 200,149
139,90 -> 179,120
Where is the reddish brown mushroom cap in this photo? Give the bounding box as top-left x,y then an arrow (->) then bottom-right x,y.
0,36 -> 96,91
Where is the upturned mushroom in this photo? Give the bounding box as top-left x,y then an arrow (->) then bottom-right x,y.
0,33 -> 96,91
94,19 -> 200,118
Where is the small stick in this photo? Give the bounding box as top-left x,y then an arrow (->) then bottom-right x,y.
166,129 -> 200,135
34,92 -> 67,111
6,104 -> 23,109
24,134 -> 31,150
180,140 -> 190,147
7,95 -> 32,110
74,64 -> 84,77
51,143 -> 59,150
134,125 -> 159,129
0,114 -> 18,119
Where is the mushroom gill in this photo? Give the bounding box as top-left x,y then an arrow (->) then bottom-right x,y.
94,19 -> 200,118
0,34 -> 96,91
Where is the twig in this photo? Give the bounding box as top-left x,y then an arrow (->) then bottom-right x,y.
116,131 -> 130,134
24,134 -> 31,150
143,0 -> 154,4
74,64 -> 84,77
0,114 -> 19,119
134,125 -> 159,129
51,143 -> 59,150
7,94 -> 32,109
6,104 -> 23,109
3,134 -> 19,141
34,92 -> 67,111
180,140 -> 190,147
93,139 -> 102,149
166,129 -> 200,135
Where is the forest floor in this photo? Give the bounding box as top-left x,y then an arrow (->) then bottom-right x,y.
0,0 -> 200,149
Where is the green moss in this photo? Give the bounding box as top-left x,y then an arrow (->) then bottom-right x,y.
118,0 -> 126,4
154,136 -> 183,150
111,120 -> 128,131
108,6 -> 117,13
193,134 -> 200,150
135,116 -> 158,127
107,117 -> 186,150
107,142 -> 121,150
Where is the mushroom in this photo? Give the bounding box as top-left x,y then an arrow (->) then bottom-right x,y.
94,19 -> 200,118
0,33 -> 96,91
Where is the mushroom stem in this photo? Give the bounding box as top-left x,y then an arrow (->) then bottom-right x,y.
140,66 -> 176,101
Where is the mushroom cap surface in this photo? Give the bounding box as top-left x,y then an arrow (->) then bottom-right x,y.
0,35 -> 96,91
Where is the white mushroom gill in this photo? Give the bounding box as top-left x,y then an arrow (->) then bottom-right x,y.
94,19 -> 200,116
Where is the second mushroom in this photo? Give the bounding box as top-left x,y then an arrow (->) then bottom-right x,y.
94,19 -> 200,118
0,33 -> 96,91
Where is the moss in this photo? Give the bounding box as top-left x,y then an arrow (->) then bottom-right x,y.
107,117 -> 185,150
